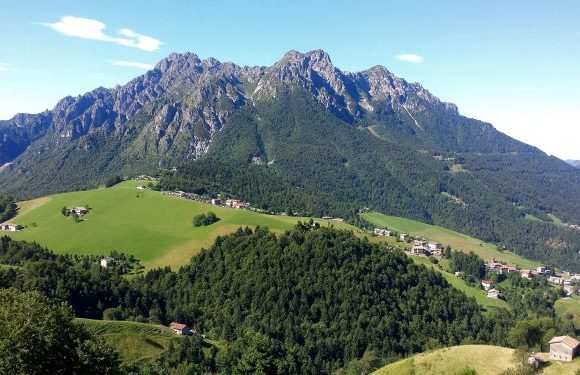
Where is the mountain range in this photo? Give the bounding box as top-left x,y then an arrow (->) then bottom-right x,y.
1,49 -> 579,270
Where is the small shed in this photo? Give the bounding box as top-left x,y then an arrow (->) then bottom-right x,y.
169,322 -> 191,335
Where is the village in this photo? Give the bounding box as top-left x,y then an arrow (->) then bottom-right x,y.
372,226 -> 580,299
372,225 -> 580,366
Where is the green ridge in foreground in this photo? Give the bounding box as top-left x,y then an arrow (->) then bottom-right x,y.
362,211 -> 539,269
5,180 -> 372,269
77,318 -> 182,364
373,345 -> 580,375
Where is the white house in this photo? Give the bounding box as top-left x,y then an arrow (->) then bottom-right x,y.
411,246 -> 429,256
399,233 -> 410,242
481,279 -> 493,290
428,243 -> 442,251
487,289 -> 500,299
0,223 -> 22,232
211,198 -> 221,206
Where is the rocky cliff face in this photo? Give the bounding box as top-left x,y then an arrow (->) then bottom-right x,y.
0,49 -> 539,196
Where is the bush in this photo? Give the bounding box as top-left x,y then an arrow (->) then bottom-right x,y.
192,212 -> 219,227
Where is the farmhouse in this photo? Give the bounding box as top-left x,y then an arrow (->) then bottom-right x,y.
548,276 -> 564,285
68,207 -> 88,215
169,322 -> 191,335
549,335 -> 580,362
373,228 -> 391,236
411,245 -> 429,256
399,233 -> 410,242
536,266 -> 550,275
486,289 -> 500,299
225,199 -> 248,209
211,198 -> 221,205
487,259 -> 517,274
481,279 -> 493,290
0,223 -> 22,232
428,242 -> 442,251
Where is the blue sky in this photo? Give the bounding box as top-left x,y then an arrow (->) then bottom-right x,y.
1,0 -> 579,159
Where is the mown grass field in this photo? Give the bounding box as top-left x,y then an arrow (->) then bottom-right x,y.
5,181 -> 384,269
362,211 -> 539,269
77,318 -> 183,364
556,295 -> 580,330
372,345 -> 580,375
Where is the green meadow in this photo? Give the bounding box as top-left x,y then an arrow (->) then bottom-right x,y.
362,211 -> 539,269
555,295 -> 580,330
76,318 -> 221,365
372,345 -> 580,375
5,180 -> 371,269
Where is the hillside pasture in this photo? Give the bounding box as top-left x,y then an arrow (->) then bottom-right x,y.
6,181 -> 376,269
362,211 -> 539,269
373,345 -> 580,375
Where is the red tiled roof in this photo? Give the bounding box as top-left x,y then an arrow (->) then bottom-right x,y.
170,322 -> 187,330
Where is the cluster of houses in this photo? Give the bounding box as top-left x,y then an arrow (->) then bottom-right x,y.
563,222 -> 580,231
410,240 -> 443,256
222,199 -> 250,209
0,223 -> 23,232
164,191 -> 252,211
486,259 -> 580,297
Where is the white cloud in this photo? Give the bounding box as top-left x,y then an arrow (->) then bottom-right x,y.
112,60 -> 154,70
0,63 -> 10,71
395,54 -> 424,63
41,16 -> 162,52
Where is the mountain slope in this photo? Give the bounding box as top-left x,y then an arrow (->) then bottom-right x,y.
1,50 -> 579,270
567,159 -> 580,168
0,50 -> 542,197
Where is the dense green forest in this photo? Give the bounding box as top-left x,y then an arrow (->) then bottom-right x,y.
0,289 -> 122,374
1,225 -> 575,374
0,195 -> 16,223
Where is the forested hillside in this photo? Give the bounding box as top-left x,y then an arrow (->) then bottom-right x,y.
0,227 -> 513,374
1,50 -> 579,271
158,87 -> 580,272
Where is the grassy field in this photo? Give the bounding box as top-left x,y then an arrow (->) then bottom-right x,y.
556,295 -> 580,330
362,211 -> 539,269
373,345 -> 580,375
77,318 -> 182,364
5,180 -> 374,269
